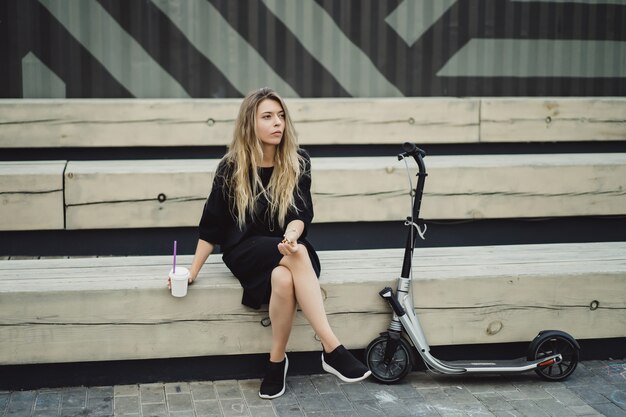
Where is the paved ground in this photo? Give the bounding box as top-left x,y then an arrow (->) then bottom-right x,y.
1,360 -> 625,417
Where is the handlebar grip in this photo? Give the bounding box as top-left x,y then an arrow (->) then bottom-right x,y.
402,142 -> 417,154
399,142 -> 426,160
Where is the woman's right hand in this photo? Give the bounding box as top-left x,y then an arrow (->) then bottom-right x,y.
167,269 -> 197,290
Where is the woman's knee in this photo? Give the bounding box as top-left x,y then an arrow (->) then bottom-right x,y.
271,265 -> 294,296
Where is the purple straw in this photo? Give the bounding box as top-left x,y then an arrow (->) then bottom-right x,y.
173,240 -> 177,273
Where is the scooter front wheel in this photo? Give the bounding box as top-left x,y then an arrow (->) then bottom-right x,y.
365,335 -> 413,383
530,333 -> 579,381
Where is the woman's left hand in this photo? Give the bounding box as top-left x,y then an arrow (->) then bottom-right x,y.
278,235 -> 299,256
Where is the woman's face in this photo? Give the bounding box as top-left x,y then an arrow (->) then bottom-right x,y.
255,98 -> 285,147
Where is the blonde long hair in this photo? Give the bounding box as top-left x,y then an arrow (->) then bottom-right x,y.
223,88 -> 304,230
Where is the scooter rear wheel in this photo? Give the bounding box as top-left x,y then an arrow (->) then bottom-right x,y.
531,334 -> 579,381
365,335 -> 413,383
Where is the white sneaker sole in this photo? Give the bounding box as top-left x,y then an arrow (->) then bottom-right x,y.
322,353 -> 372,383
259,355 -> 289,399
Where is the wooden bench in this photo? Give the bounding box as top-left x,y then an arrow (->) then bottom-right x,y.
2,97 -> 625,231
1,242 -> 624,365
3,153 -> 626,230
1,98 -> 624,148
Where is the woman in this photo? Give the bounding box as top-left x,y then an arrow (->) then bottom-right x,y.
181,88 -> 370,399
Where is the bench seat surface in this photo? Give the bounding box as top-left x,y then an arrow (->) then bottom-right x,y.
1,242 -> 624,365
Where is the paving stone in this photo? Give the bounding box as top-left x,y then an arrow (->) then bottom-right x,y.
568,404 -> 605,416
534,398 -> 575,416
320,392 -> 352,412
32,410 -> 60,417
165,382 -> 190,394
442,385 -> 481,404
0,394 -> 9,414
248,405 -> 277,417
544,387 -> 587,406
474,393 -> 515,412
351,400 -> 385,417
215,380 -> 242,400
492,411 -> 524,417
379,405 -> 415,417
609,389 -> 626,411
368,382 -> 421,400
190,381 -> 218,401
220,398 -> 249,417
415,387 -> 450,407
515,385 -> 554,401
569,386 -> 611,405
240,386 -> 267,408
169,411 -> 196,417
270,388 -> 299,408
309,375 -> 339,394
113,385 -> 138,397
86,395 -> 113,416
340,383 -> 373,402
397,401 -> 441,417
591,401 -> 626,417
166,393 -> 193,412
274,403 -> 305,417
139,384 -> 165,404
405,372 -> 441,389
141,402 -> 168,417
300,412 -> 332,417
35,391 -> 61,410
509,399 -> 550,417
88,386 -> 114,398
6,391 -> 36,415
59,408 -> 89,417
297,394 -> 327,413
330,411 -> 360,417
113,395 -> 139,415
286,376 -> 316,397
61,388 -> 88,409
191,399 -> 221,417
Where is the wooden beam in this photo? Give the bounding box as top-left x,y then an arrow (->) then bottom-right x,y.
0,161 -> 66,230
0,242 -> 624,365
63,154 -> 626,229
481,98 -> 626,142
0,98 -> 479,147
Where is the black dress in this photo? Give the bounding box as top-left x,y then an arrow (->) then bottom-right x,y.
198,150 -> 321,309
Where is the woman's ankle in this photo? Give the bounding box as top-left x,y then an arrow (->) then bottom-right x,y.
269,350 -> 286,362
321,340 -> 341,354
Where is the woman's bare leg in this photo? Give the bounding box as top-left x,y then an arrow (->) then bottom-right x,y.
268,266 -> 297,362
279,245 -> 340,353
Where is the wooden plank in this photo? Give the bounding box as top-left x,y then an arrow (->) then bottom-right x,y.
64,153 -> 626,229
0,161 -> 66,230
64,159 -> 218,229
0,242 -> 624,364
0,98 -> 479,147
481,98 -> 626,142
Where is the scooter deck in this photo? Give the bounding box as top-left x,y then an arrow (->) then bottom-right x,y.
441,357 -> 529,368
437,355 -> 559,374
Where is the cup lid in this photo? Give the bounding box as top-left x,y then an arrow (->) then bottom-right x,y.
170,266 -> 189,278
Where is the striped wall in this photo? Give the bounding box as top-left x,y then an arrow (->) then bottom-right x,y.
1,0 -> 625,98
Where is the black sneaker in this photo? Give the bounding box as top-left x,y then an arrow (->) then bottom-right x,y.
259,354 -> 288,399
322,345 -> 371,383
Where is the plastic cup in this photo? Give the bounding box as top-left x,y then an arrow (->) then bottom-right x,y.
169,266 -> 190,297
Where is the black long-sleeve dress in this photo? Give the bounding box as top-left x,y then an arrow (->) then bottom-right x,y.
198,150 -> 321,309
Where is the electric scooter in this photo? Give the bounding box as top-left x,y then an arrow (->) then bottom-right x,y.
365,142 -> 580,383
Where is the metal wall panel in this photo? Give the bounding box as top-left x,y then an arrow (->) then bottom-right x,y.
1,0 -> 625,98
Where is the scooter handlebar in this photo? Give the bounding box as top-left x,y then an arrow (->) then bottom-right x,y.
398,142 -> 426,160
